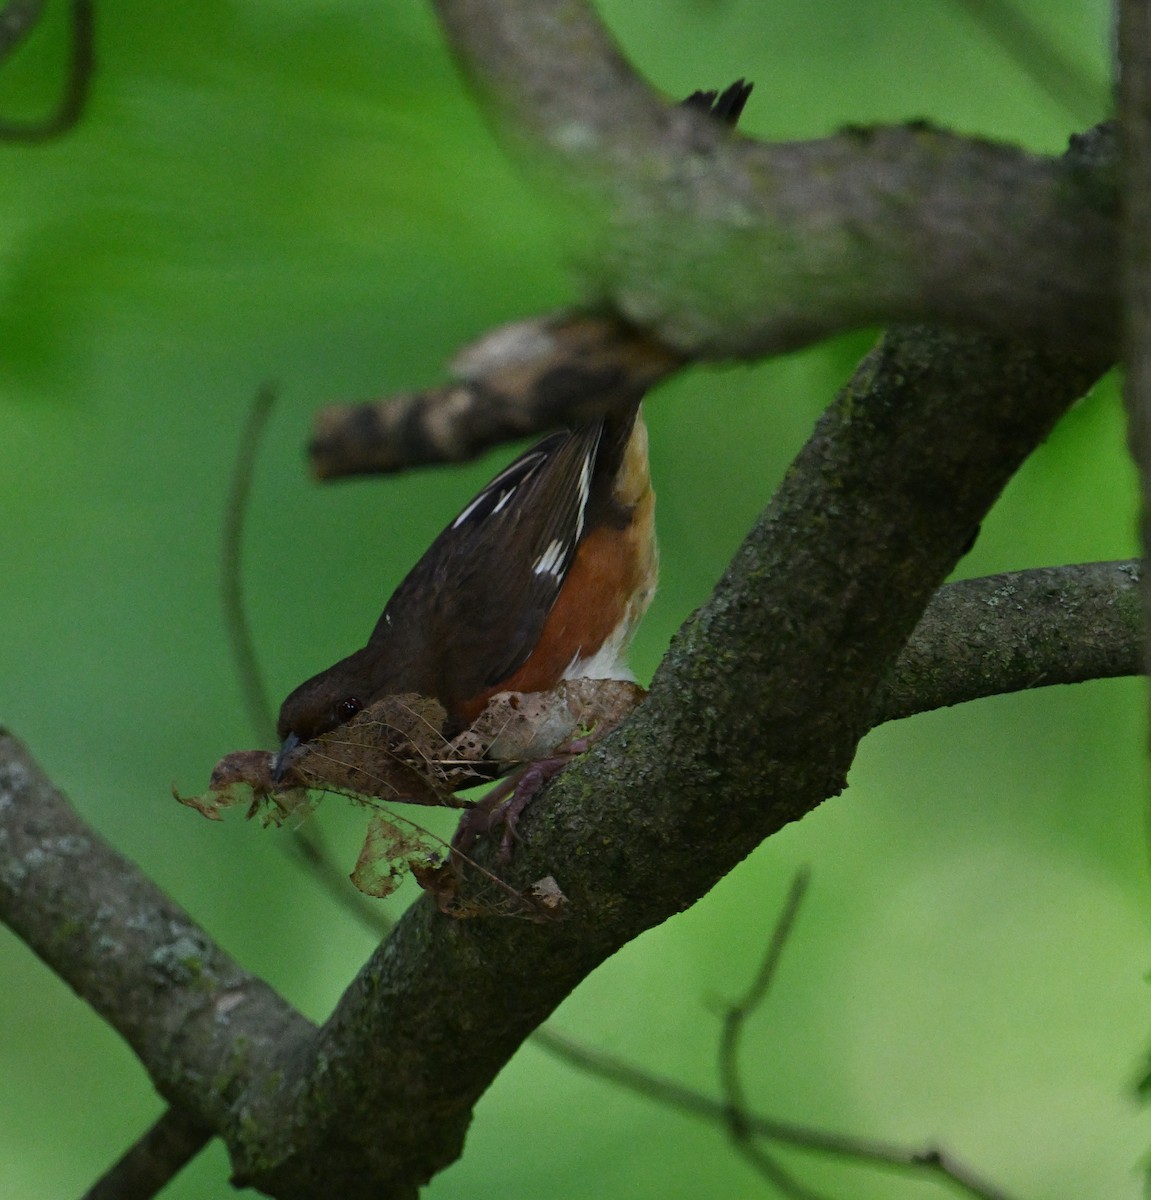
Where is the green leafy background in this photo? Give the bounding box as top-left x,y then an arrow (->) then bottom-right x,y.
0,2 -> 1142,1197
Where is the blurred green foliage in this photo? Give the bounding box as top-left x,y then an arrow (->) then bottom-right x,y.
0,2 -> 1142,1198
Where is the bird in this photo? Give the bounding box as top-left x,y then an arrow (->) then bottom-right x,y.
274,79 -> 753,777
274,398 -> 657,774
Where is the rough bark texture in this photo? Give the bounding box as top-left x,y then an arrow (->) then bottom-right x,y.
874,560 -> 1143,724
0,3 -> 1135,1198
241,325 -> 1110,1198
1120,0 -> 1151,681
431,0 -> 1119,360
0,733 -> 312,1136
1,551 -> 1134,1197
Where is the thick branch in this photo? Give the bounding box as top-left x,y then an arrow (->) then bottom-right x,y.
309,313 -> 680,479
1,548 -> 1135,1197
0,9 -> 1131,1196
2,112 -> 1123,1200
430,0 -> 1117,359
83,1108 -> 211,1200
873,560 -> 1143,724
234,322 -> 1109,1198
0,732 -> 313,1147
1119,0 -> 1151,679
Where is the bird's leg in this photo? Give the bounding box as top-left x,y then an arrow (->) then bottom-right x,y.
452,736 -> 592,864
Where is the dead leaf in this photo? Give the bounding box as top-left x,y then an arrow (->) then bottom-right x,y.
182,678 -> 646,909
290,693 -> 484,806
349,814 -> 438,899
177,749 -> 313,826
462,679 -> 645,766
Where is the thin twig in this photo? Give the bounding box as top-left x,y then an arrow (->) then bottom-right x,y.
718,870 -> 816,1194
733,1144 -> 834,1200
221,383 -> 277,745
0,0 -> 46,64
711,873 -> 1014,1199
533,1029 -> 1016,1199
0,0 -> 94,143
80,1107 -> 211,1200
220,383 -> 394,940
533,872 -> 1017,1200
282,818 -> 395,937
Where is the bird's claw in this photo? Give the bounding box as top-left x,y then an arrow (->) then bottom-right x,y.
452,753 -> 574,865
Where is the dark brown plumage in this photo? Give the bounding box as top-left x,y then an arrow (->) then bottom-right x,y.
275,402 -> 656,758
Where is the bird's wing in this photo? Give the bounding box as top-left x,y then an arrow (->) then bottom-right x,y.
369,421 -> 605,703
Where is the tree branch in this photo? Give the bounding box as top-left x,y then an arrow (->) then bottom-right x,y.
227,318 -> 1109,1198
0,1 -> 46,65
1118,0 -> 1151,684
82,1107 -> 211,1200
535,1028 -> 1014,1200
1,121 -> 1124,1200
0,731 -> 314,1156
941,0 -> 1109,126
1,544 -> 1134,1198
873,559 -> 1143,724
429,0 -> 1118,359
308,312 -> 680,479
718,872 -> 822,1197
0,6 -> 1131,1197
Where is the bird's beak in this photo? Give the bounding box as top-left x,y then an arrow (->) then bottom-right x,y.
272,731 -> 301,784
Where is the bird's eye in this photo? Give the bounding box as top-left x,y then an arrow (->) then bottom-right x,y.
335,696 -> 363,723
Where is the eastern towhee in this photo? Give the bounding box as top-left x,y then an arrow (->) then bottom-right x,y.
275,400 -> 657,768
275,78 -> 752,781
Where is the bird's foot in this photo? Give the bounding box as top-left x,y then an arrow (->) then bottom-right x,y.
452,751 -> 579,864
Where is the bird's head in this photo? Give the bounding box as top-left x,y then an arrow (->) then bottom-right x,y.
274,647 -> 376,774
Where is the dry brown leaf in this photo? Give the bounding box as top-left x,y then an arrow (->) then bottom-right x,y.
176,749 -> 313,826
181,678 -> 646,909
460,679 -> 645,766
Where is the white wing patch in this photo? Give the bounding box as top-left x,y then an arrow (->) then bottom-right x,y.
450,482 -> 516,530
451,491 -> 490,530
449,450 -> 547,531
574,449 -> 592,541
533,539 -> 567,578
